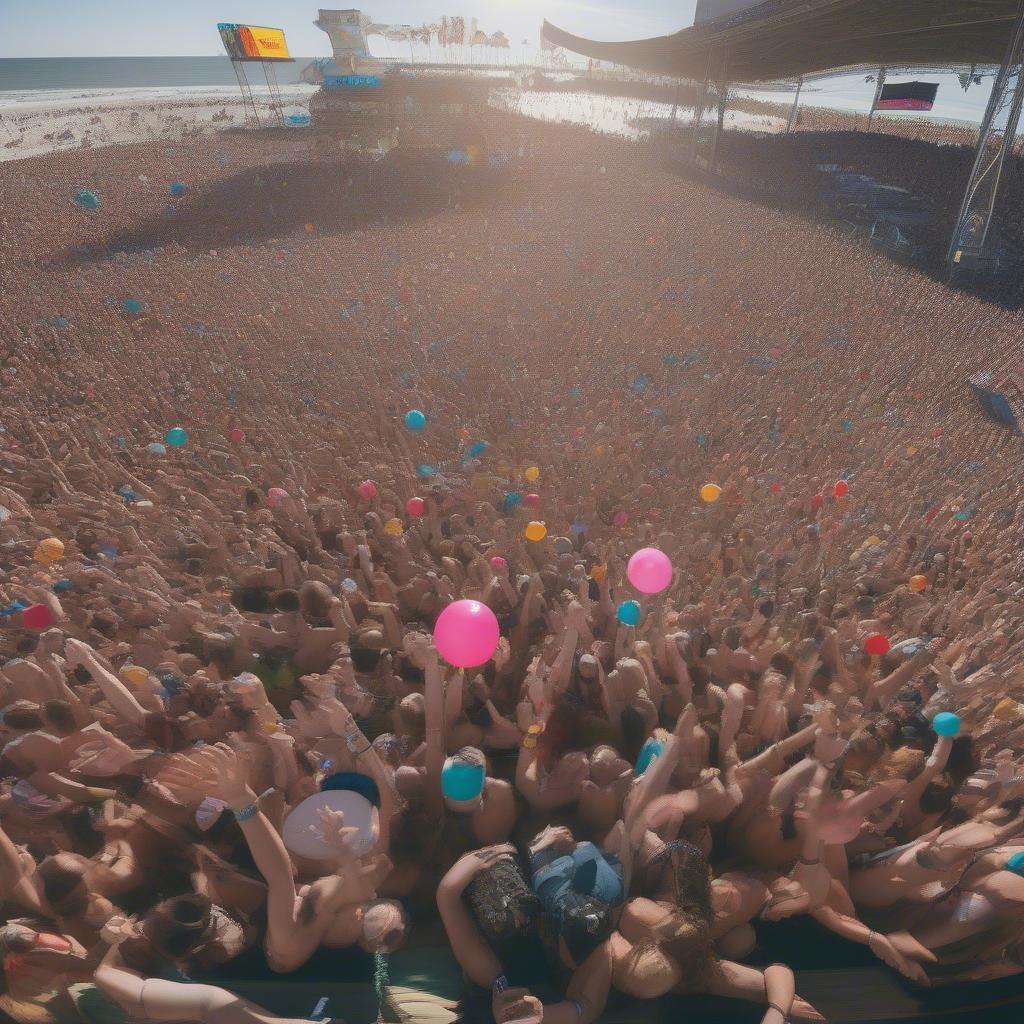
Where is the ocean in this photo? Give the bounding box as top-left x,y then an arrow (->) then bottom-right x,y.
0,57 -> 994,126
0,56 -> 317,92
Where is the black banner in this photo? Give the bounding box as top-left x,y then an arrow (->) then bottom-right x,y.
877,81 -> 938,111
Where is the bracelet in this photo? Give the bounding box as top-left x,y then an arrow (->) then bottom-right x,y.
346,736 -> 371,757
767,1003 -> 788,1019
492,975 -> 509,995
798,856 -> 820,866
522,734 -> 538,749
571,999 -> 584,1019
232,802 -> 258,822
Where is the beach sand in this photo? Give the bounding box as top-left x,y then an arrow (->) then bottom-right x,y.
0,85 -> 317,162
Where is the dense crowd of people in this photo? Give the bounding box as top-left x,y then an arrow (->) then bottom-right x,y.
3,101 -> 1024,1024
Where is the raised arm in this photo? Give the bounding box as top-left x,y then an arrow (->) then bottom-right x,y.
64,639 -> 147,729
436,848 -> 508,988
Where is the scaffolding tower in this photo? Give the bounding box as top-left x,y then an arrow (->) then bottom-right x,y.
947,0 -> 1024,280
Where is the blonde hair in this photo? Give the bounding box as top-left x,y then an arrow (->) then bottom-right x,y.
874,746 -> 926,783
613,940 -> 681,999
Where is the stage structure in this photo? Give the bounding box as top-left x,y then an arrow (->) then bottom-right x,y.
541,0 -> 1024,283
947,0 -> 1024,282
217,23 -> 296,127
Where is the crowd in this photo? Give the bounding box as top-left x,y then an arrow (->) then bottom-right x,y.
3,104 -> 1024,1024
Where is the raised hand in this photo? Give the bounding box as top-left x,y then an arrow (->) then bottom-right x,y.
157,742 -> 254,811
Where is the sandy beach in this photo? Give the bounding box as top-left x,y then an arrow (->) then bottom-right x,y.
0,85 -> 317,161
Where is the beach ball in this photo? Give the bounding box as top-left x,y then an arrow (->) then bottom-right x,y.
23,604 -> 54,630
469,441 -> 489,458
627,548 -> 673,594
74,190 -> 100,211
122,298 -> 144,315
866,535 -> 883,547
404,409 -> 426,432
503,492 -> 522,514
933,712 -> 961,738
357,480 -> 377,500
613,510 -> 629,527
165,427 -> 188,448
700,484 -> 721,503
267,487 -> 289,507
52,580 -> 74,594
636,736 -> 665,775
810,494 -> 824,510
120,665 -> 149,688
617,600 -> 642,627
525,521 -> 547,542
864,633 -> 890,657
833,480 -> 849,498
304,222 -> 314,235
907,446 -> 918,456
770,482 -> 783,494
525,466 -> 540,482
909,574 -> 927,593
384,518 -> 403,537
341,578 -> 358,593
169,181 -> 187,195
416,464 -> 435,478
406,497 -> 425,517
434,599 -> 499,668
148,442 -> 166,456
229,428 -> 246,444
34,538 -> 65,564
489,556 -> 506,571
523,493 -> 541,509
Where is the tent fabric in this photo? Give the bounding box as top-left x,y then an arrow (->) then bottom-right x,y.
541,1 -> 1020,82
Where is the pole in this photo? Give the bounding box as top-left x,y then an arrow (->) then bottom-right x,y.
708,76 -> 728,176
688,51 -> 714,165
670,79 -> 681,127
787,74 -> 803,133
867,66 -> 886,128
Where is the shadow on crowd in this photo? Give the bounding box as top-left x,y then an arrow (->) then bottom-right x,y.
54,151 -> 521,264
668,128 -> 1024,310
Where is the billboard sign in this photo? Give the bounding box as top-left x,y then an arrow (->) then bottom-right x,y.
217,23 -> 292,61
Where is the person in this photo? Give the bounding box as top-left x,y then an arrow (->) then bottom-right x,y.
156,742 -> 407,972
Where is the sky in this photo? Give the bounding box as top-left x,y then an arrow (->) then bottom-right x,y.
1,0 -> 697,58
0,0 -> 997,123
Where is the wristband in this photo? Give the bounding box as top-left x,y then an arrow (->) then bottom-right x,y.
232,802 -> 258,822
492,975 -> 509,995
345,734 -> 371,756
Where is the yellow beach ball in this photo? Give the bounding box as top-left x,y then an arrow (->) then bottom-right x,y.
700,484 -> 722,503
525,521 -> 547,542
